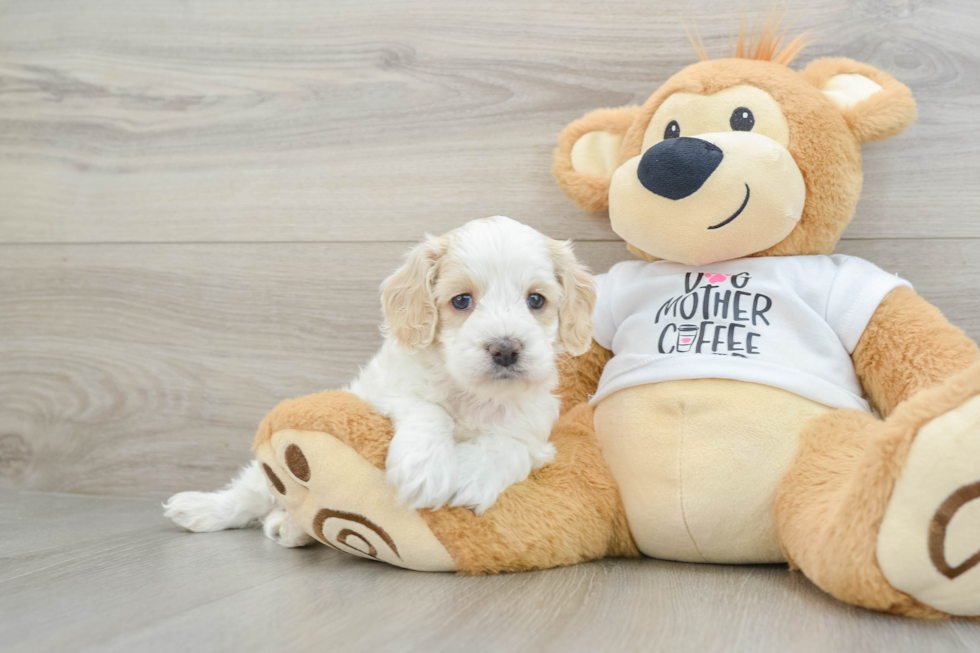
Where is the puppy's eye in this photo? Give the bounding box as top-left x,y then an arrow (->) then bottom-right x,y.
527,293 -> 546,310
664,120 -> 680,139
730,107 -> 755,131
451,294 -> 473,310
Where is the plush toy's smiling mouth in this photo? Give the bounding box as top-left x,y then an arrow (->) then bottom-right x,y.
707,183 -> 751,230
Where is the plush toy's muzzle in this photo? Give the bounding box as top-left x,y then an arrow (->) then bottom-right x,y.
610,129 -> 805,266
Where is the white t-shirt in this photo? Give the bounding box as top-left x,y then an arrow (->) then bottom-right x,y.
590,255 -> 911,412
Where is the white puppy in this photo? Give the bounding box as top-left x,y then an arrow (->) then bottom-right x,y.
164,216 -> 595,545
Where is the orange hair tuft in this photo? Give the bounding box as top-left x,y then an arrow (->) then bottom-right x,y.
686,8 -> 811,66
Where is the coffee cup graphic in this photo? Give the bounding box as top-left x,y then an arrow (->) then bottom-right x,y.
676,324 -> 698,353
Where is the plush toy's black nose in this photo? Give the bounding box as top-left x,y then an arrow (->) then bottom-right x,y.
637,137 -> 724,200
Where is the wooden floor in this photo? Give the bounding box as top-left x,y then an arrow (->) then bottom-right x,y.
2,488 -> 978,652
3,0 -> 980,649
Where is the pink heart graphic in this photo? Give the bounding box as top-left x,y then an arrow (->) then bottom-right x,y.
705,273 -> 730,284
680,337 -> 693,344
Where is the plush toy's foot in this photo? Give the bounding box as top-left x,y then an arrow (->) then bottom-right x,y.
877,394 -> 980,616
253,390 -> 636,574
777,362 -> 980,618
253,392 -> 456,571
256,429 -> 456,570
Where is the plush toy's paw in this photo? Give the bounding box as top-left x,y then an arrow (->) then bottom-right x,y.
384,429 -> 458,511
878,394 -> 980,617
262,508 -> 315,548
255,427 -> 456,572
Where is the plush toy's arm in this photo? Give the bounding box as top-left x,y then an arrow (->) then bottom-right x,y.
555,340 -> 614,415
853,286 -> 980,417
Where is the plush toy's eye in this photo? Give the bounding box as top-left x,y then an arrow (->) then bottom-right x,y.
452,294 -> 473,310
527,293 -> 546,310
730,107 -> 755,131
664,120 -> 681,139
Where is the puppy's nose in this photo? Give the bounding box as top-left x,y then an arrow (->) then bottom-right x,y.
488,338 -> 521,368
637,137 -> 723,200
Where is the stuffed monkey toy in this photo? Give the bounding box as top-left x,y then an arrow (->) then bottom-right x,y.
253,28 -> 980,618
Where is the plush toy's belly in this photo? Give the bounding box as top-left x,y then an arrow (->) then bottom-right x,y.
594,379 -> 832,563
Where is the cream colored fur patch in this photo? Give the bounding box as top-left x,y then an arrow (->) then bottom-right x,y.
642,85 -> 790,151
594,379 -> 830,563
257,429 -> 456,572
822,73 -> 883,110
570,130 -> 623,177
877,395 -> 980,616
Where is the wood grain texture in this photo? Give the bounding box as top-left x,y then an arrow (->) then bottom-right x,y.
1,0 -> 979,242
1,1 -> 979,497
2,489 -> 978,653
1,240 -> 979,498
2,0 -> 980,642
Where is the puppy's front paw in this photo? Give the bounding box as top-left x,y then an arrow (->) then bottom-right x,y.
449,443 -> 507,515
262,509 -> 314,548
163,491 -> 233,533
385,431 -> 458,511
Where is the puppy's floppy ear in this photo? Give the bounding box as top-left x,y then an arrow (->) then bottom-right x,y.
548,240 -> 596,356
381,235 -> 446,348
553,106 -> 641,212
801,58 -> 917,143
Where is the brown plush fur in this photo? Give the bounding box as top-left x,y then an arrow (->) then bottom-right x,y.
253,391 -> 393,469
854,286 -> 980,416
555,340 -> 614,414
776,361 -> 980,618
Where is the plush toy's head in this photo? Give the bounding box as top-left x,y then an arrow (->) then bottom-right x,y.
554,28 -> 917,266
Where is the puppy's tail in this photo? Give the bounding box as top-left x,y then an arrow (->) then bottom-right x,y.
163,460 -> 277,532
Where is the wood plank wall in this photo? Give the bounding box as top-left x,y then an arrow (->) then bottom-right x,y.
1,0 -> 978,498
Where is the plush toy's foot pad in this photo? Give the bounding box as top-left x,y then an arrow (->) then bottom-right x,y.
878,395 -> 980,616
255,429 -> 456,572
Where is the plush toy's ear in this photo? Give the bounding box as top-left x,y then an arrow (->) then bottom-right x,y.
553,106 -> 640,211
801,58 -> 917,143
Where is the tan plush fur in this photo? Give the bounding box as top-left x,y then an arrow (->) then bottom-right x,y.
800,58 -> 918,143
555,340 -> 614,414
854,286 -> 980,416
776,361 -> 980,619
253,391 -> 393,469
